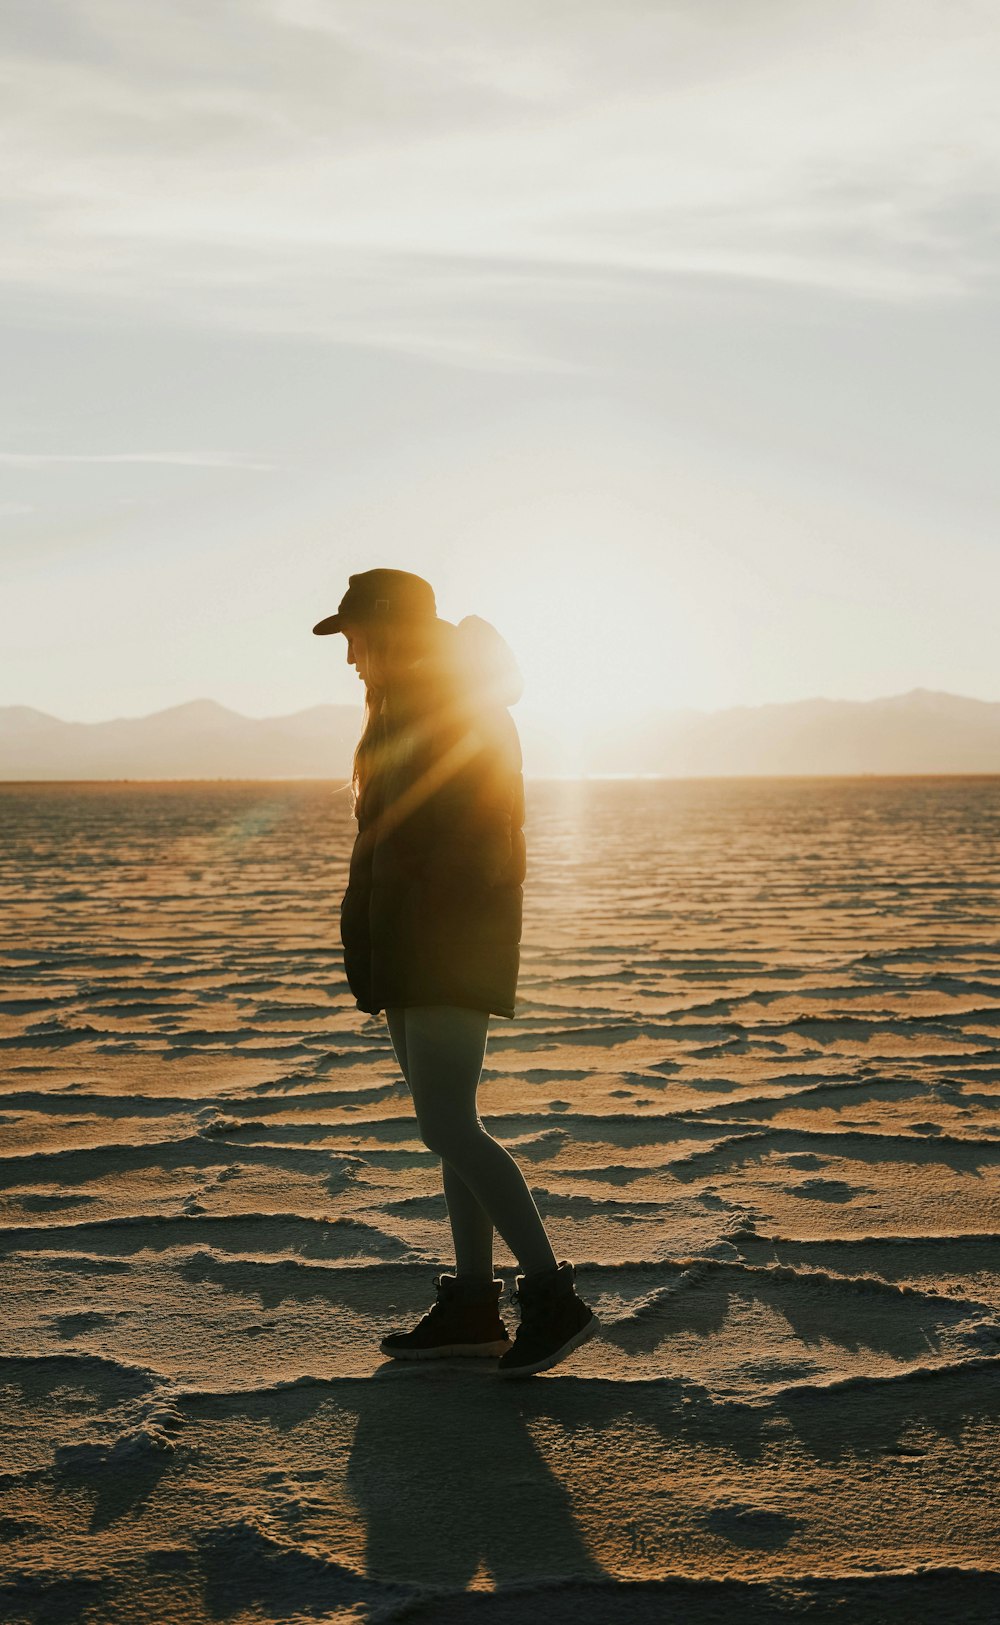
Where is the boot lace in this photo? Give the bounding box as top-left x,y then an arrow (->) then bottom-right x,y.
410,1274 -> 453,1332
509,1279 -> 563,1336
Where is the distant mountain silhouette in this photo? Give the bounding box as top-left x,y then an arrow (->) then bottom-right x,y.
2,690 -> 999,780
0,700 -> 361,781
577,689 -> 1000,777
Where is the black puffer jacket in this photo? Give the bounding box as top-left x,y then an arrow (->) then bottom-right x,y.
340,616 -> 527,1019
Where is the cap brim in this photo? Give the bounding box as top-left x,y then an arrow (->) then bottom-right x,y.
312,614 -> 344,636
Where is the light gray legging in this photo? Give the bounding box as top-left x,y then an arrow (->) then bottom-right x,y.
384,1004 -> 557,1285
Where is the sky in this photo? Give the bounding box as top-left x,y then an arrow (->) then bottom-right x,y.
2,0 -> 999,726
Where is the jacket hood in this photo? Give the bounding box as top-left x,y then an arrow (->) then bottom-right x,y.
423,615 -> 524,710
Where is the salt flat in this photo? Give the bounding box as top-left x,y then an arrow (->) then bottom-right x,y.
1,777 -> 999,1623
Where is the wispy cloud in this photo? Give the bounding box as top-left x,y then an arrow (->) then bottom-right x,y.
0,452 -> 276,470
2,2 -> 996,724
0,0 -> 996,364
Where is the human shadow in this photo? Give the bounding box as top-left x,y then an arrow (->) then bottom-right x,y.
345,1362 -> 608,1590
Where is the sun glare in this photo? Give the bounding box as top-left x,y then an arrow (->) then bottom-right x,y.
476,533 -> 698,736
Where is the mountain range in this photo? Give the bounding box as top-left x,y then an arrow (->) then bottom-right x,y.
2,690 -> 999,780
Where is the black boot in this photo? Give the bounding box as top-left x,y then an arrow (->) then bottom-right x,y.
380,1273 -> 512,1360
497,1260 -> 599,1378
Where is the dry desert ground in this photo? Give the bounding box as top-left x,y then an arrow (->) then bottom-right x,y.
1,776 -> 999,1623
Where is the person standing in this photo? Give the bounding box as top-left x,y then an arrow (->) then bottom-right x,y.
312,568 -> 598,1377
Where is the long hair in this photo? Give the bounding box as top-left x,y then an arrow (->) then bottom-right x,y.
350,617 -> 444,816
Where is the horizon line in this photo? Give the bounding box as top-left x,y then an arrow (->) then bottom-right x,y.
4,771 -> 1000,787
4,684 -> 1000,728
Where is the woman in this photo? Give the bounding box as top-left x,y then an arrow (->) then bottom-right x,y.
313,567 -> 599,1377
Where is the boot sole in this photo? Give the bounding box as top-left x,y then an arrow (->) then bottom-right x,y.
380,1339 -> 513,1360
496,1312 -> 600,1379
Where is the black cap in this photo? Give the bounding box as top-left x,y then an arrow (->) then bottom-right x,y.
312,568 -> 438,636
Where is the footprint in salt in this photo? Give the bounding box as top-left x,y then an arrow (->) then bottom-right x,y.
787,1178 -> 866,1203
706,1503 -> 804,1550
